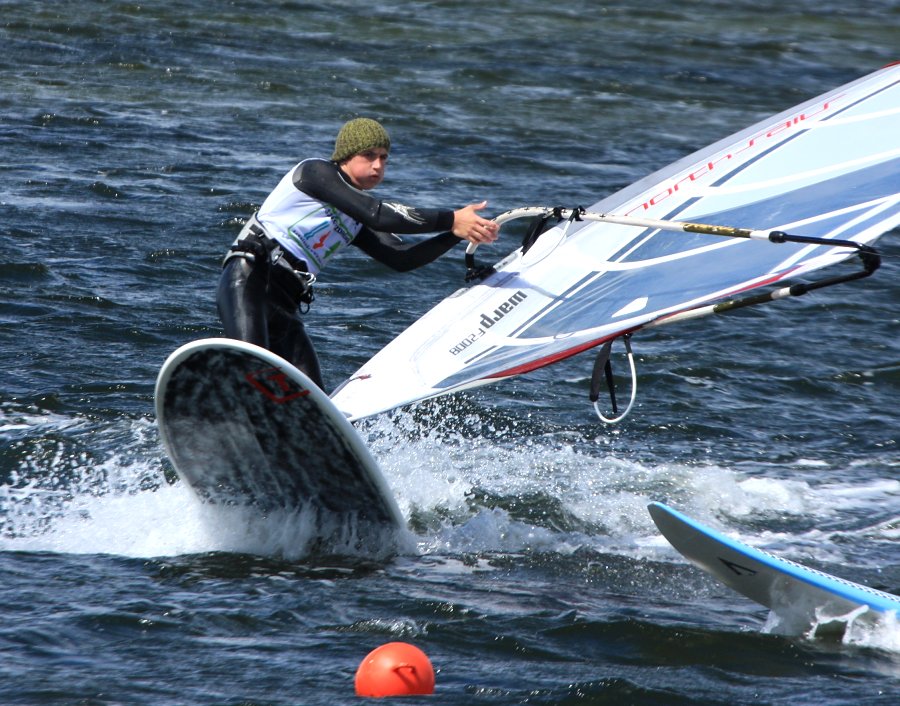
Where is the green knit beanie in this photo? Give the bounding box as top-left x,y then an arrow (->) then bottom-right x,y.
331,118 -> 391,163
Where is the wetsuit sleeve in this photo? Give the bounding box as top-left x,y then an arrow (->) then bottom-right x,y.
293,159 -> 455,235
352,228 -> 460,272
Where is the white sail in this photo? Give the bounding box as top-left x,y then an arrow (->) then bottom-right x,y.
332,63 -> 900,421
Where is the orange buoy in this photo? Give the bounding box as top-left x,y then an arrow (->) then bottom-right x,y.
355,642 -> 435,697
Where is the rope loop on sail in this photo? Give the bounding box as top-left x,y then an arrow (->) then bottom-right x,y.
590,334 -> 638,424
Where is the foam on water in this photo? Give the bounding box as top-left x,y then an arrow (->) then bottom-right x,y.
357,403 -> 900,563
1,462 -> 412,561
2,404 -> 897,649
0,410 -> 411,561
763,603 -> 900,655
4,405 -> 896,561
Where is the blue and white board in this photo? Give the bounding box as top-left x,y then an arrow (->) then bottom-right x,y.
648,502 -> 900,627
155,338 -> 404,529
331,63 -> 900,421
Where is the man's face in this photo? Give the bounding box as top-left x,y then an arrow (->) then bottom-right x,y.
341,148 -> 389,190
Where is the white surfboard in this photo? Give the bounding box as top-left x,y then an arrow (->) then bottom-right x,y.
648,502 -> 900,629
155,338 -> 404,530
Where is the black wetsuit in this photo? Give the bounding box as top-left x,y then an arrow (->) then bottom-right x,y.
217,159 -> 460,390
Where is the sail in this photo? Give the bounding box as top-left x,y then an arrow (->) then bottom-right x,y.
331,63 -> 900,421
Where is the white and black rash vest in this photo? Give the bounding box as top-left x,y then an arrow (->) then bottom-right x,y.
255,158 -> 460,275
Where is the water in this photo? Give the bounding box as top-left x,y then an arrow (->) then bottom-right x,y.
2,1 -> 899,703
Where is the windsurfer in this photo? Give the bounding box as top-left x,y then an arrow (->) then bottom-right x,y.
217,117 -> 499,389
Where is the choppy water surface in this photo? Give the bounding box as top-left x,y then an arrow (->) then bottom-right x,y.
1,2 -> 898,704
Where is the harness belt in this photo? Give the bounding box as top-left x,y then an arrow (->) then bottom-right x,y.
224,214 -> 316,305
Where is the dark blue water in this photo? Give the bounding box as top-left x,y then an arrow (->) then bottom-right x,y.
2,2 -> 898,703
